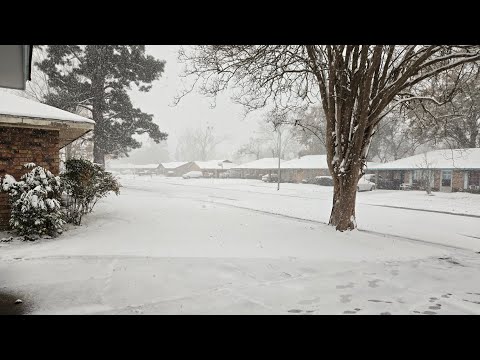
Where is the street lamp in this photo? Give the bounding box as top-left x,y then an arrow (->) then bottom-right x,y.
277,127 -> 281,191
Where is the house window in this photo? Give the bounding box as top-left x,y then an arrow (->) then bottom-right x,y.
441,170 -> 452,187
468,171 -> 480,186
413,170 -> 422,181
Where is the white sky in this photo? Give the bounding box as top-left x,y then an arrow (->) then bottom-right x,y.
127,45 -> 261,160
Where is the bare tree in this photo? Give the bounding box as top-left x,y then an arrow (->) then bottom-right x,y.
414,152 -> 435,195
368,111 -> 431,162
176,125 -> 224,161
262,117 -> 301,160
177,45 -> 480,231
292,106 -> 327,156
237,137 -> 265,160
408,64 -> 480,149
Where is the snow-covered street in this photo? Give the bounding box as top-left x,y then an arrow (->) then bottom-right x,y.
1,176 -> 480,314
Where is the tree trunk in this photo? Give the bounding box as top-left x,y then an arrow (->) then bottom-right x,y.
93,142 -> 105,167
329,176 -> 359,231
65,143 -> 73,160
469,129 -> 479,148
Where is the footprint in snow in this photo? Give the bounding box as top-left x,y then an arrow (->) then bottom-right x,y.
336,282 -> 355,289
343,308 -> 361,314
287,309 -> 303,314
368,299 -> 393,304
368,279 -> 382,288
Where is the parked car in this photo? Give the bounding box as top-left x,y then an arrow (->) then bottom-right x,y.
364,174 -> 383,183
261,174 -> 278,182
136,170 -> 151,176
357,177 -> 376,191
314,176 -> 334,186
182,171 -> 203,179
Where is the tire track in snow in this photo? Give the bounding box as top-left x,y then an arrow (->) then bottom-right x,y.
191,198 -> 477,253
362,203 -> 480,219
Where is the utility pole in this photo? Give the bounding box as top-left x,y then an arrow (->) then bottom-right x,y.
277,128 -> 281,191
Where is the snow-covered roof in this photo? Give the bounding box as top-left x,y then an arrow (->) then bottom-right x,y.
365,162 -> 381,169
0,91 -> 94,125
281,155 -> 328,169
280,155 -> 378,170
368,148 -> 480,170
0,91 -> 94,148
194,160 -> 236,170
233,158 -> 284,170
107,163 -> 159,170
136,164 -> 160,169
107,163 -> 136,169
160,161 -> 188,169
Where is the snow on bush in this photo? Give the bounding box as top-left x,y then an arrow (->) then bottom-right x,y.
61,158 -> 120,225
1,163 -> 65,237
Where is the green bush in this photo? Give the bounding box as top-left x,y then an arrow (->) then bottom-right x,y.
1,163 -> 65,237
61,159 -> 120,225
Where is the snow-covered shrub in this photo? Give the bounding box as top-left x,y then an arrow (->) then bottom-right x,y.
61,158 -> 120,225
1,163 -> 65,237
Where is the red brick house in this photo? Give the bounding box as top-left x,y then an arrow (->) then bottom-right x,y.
367,148 -> 480,192
0,92 -> 94,229
230,158 -> 284,179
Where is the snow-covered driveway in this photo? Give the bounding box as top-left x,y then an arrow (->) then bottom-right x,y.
1,176 -> 480,314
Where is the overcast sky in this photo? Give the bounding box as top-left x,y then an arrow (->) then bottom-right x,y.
127,45 -> 262,161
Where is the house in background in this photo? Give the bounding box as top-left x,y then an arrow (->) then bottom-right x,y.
267,154 -> 380,183
280,155 -> 330,182
157,161 -> 190,176
367,148 -> 480,192
0,92 -> 94,229
106,162 -> 161,176
230,158 -> 284,179
191,160 -> 236,178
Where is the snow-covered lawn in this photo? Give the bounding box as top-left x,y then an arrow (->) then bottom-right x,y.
1,175 -> 480,315
119,176 -> 480,250
125,175 -> 480,215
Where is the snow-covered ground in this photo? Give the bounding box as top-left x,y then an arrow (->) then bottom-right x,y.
119,176 -> 480,250
1,175 -> 480,315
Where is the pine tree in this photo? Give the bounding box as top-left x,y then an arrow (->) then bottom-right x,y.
37,45 -> 168,166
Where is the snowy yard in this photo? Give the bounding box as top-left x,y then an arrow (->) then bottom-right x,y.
1,175 -> 480,314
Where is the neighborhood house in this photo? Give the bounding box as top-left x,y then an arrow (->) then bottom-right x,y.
230,158 -> 284,179
0,92 -> 94,229
367,148 -> 480,192
157,161 -> 190,176
190,160 -> 236,178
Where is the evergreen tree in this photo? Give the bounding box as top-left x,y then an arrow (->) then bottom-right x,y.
37,45 -> 168,166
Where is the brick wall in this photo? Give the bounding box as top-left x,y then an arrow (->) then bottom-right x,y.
452,170 -> 465,192
0,127 -> 60,230
433,170 -> 441,191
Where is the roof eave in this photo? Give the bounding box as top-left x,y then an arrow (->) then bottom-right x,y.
0,114 -> 94,149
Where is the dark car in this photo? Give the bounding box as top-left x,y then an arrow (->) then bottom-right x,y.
314,176 -> 334,186
261,174 -> 278,182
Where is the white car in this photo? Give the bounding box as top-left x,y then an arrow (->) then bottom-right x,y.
357,177 -> 376,191
182,171 -> 203,179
